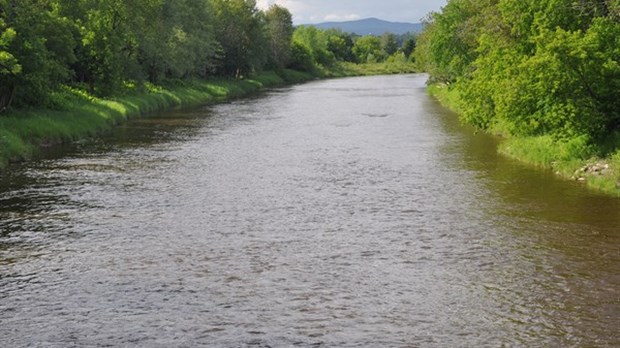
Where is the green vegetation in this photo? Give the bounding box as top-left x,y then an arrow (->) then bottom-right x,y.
0,0 -> 418,169
0,70 -> 315,166
1,0 -> 290,108
418,0 -> 620,196
291,26 -> 418,71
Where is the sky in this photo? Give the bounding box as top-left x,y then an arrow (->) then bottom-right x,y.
256,0 -> 448,24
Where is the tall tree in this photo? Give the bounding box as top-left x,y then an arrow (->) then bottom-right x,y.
401,36 -> 416,59
325,30 -> 355,62
353,36 -> 382,63
1,0 -> 76,108
293,25 -> 335,66
0,14 -> 21,110
60,0 -> 134,95
265,4 -> 293,69
380,33 -> 399,58
211,0 -> 267,77
100,0 -> 220,83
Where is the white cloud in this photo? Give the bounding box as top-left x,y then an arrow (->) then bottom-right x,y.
323,13 -> 361,22
257,0 -> 312,23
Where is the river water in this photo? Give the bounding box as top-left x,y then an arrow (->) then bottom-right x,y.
0,75 -> 618,347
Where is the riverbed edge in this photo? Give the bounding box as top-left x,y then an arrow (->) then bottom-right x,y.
0,70 -> 319,169
427,84 -> 620,197
0,63 -> 420,170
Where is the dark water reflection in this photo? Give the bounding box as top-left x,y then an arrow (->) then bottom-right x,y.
0,75 -> 618,347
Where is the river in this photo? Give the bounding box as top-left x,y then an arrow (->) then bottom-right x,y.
1,74 -> 618,347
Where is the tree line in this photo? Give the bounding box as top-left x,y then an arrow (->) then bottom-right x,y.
290,26 -> 416,71
0,0 -> 294,109
415,0 -> 619,144
0,0 -> 417,112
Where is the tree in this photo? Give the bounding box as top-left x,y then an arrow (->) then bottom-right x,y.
60,0 -> 134,95
380,33 -> 398,58
265,4 -> 293,69
419,0 -> 620,142
156,0 -> 219,79
288,41 -> 314,71
401,36 -> 416,59
1,0 -> 76,107
0,16 -> 21,110
324,29 -> 355,63
293,25 -> 335,66
212,0 -> 267,77
352,36 -> 382,63
423,0 -> 500,83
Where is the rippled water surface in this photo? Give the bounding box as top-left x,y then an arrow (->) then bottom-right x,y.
1,75 -> 619,347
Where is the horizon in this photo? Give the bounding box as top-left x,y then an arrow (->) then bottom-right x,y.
298,17 -> 421,25
256,0 -> 447,25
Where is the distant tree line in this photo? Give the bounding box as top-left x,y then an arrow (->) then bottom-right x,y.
415,0 -> 620,143
290,26 -> 417,71
0,0 -> 417,112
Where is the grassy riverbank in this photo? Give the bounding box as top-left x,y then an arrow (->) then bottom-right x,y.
0,64 -> 418,169
0,69 -> 316,168
428,84 -> 620,197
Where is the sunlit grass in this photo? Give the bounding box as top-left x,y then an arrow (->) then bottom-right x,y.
426,84 -> 463,114
0,70 -> 317,169
428,83 -> 620,197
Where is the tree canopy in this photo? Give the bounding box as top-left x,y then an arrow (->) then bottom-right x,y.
416,0 -> 620,143
0,0 -> 283,109
0,0 -> 418,111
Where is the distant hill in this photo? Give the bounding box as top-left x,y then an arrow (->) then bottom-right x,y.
309,18 -> 423,36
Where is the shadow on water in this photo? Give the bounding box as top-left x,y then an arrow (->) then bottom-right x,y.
424,94 -> 620,228
423,91 -> 620,346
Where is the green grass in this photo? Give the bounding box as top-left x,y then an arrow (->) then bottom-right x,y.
0,70 -> 316,169
0,65 -> 416,170
278,69 -> 316,83
426,84 -> 463,114
333,61 -> 418,77
427,83 -> 620,197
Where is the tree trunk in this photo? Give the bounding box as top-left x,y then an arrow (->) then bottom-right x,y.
0,83 -> 15,112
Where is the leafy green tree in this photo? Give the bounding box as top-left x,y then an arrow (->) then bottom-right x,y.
498,17 -> 620,139
292,25 -> 335,66
420,0 -> 620,142
158,0 -> 219,79
60,0 -> 135,95
0,16 -> 20,110
1,0 -> 76,107
326,30 -> 355,62
424,0 -> 499,83
352,36 -> 382,63
288,41 -> 315,71
265,4 -> 293,69
380,33 -> 398,58
212,0 -> 267,77
401,36 -> 416,59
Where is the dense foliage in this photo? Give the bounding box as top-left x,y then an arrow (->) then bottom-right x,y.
0,0 -> 293,109
416,0 -> 619,144
0,0 -> 418,112
291,26 -> 416,69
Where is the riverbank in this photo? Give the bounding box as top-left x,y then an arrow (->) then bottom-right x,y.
0,70 -> 317,169
0,63 -> 419,170
428,84 -> 620,197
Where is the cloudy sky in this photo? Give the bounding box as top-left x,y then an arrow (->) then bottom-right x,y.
256,0 -> 448,24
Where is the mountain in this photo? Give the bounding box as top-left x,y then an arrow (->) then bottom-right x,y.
309,18 -> 423,36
